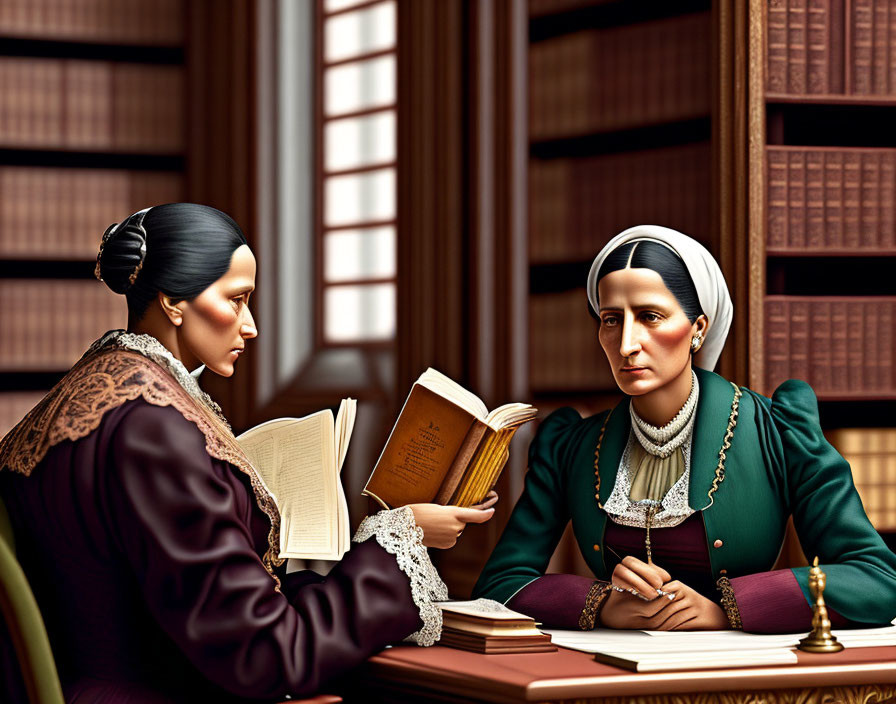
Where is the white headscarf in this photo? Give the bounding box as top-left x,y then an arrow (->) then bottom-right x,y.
586,225 -> 733,371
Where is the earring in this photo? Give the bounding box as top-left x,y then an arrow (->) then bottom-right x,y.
172,316 -> 182,327
691,333 -> 703,352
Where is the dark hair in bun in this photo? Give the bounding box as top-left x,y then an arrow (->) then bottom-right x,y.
595,240 -> 703,323
97,202 -> 248,320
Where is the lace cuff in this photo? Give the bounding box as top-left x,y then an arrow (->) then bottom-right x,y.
353,506 -> 448,646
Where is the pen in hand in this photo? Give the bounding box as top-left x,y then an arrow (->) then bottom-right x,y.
603,543 -> 677,601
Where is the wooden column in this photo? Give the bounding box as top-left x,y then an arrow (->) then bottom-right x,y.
712,0 -> 764,388
397,0 -> 528,597
184,0 -> 258,430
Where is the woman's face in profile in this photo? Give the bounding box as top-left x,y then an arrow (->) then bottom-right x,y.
596,267 -> 698,398
178,244 -> 258,377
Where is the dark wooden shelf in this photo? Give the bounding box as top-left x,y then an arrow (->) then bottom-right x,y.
0,261 -> 96,279
0,36 -> 183,63
529,0 -> 710,42
766,258 -> 896,296
767,103 -> 896,147
530,117 -> 711,160
0,371 -> 65,392
766,93 -> 896,107
530,261 -> 591,295
767,248 -> 896,258
0,148 -> 185,169
818,400 -> 896,428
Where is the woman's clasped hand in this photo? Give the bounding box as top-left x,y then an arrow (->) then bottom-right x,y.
601,556 -> 728,631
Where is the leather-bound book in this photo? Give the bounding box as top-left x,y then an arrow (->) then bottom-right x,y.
363,368 -> 536,509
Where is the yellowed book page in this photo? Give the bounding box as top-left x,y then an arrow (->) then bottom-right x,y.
277,412 -> 338,559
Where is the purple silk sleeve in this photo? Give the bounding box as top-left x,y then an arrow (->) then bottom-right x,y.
105,401 -> 421,700
730,568 -> 848,633
507,574 -> 595,629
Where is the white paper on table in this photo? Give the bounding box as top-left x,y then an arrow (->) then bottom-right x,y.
544,623 -> 896,655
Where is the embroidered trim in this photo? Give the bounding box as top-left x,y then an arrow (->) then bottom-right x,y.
604,433 -> 695,528
0,332 -> 285,585
353,507 -> 448,647
578,581 -> 611,630
716,575 -> 743,630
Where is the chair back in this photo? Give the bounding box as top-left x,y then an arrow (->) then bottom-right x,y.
0,496 -> 64,704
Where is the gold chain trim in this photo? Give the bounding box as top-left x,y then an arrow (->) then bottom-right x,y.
593,409 -> 612,508
705,382 -> 742,509
716,575 -> 743,629
578,580 -> 611,630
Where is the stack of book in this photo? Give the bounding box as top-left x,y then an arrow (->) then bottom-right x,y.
438,600 -> 556,654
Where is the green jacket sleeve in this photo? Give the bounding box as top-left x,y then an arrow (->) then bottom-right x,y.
770,380 -> 896,625
472,407 -> 587,604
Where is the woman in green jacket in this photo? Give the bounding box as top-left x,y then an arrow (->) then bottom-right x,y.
473,225 -> 896,633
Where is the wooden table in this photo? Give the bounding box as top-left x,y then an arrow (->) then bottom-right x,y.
353,644 -> 896,703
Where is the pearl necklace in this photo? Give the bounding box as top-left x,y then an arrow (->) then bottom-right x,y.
629,371 -> 699,458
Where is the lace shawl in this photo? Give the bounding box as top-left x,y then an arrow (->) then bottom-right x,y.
0,331 -> 285,582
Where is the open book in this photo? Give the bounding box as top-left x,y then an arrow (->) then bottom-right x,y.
237,399 -> 356,561
362,368 -> 536,508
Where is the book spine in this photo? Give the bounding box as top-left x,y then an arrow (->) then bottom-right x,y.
765,297 -> 791,391
872,0 -> 890,94
788,149 -> 807,248
824,150 -> 844,249
847,299 -> 864,392
830,299 -> 849,393
882,151 -> 896,249
433,421 -> 490,505
767,148 -> 789,249
842,151 -> 861,247
805,150 -> 825,248
850,0 -> 873,94
790,299 -> 810,382
807,0 -> 831,93
788,0 -> 808,93
809,299 -> 832,391
860,151 -> 881,249
768,0 -> 789,92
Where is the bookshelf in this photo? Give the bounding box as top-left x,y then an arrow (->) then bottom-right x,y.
749,0 -> 896,542
526,0 -> 713,414
0,1 -> 187,436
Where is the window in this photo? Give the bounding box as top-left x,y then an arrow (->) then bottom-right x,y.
318,0 -> 396,344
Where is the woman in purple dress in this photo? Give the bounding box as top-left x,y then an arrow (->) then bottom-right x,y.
0,203 -> 496,703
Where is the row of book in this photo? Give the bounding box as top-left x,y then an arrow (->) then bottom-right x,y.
767,146 -> 896,252
825,428 -> 896,531
529,142 -> 711,263
529,289 -> 617,392
767,0 -> 896,96
764,296 -> 896,398
528,12 -> 711,140
0,166 -> 183,260
0,279 -> 125,371
0,391 -> 46,440
0,57 -> 184,154
0,0 -> 183,46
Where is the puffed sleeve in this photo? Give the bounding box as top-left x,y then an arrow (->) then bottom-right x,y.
103,401 -> 425,700
472,408 -> 598,625
731,380 -> 896,630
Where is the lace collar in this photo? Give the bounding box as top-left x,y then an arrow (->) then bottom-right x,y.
603,432 -> 696,528
95,329 -> 227,425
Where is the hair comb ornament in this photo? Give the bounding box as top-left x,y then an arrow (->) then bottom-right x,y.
94,207 -> 152,290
